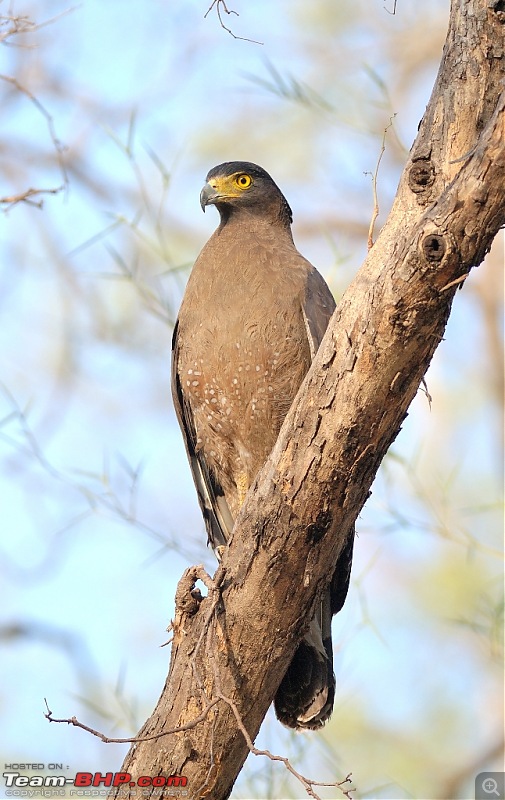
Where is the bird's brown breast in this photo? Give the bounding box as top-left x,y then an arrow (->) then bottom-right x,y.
176,221 -> 312,516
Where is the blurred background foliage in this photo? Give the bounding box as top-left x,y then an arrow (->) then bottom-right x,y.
0,1 -> 502,798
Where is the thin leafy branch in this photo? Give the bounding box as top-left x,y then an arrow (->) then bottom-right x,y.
0,5 -> 74,45
244,60 -> 334,112
0,8 -> 80,208
0,384 -> 201,564
0,72 -> 68,205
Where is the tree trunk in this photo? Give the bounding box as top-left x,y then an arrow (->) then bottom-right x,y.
108,2 -> 505,798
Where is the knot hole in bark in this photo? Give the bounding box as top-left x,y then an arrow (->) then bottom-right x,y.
488,0 -> 505,22
421,233 -> 446,263
408,159 -> 435,195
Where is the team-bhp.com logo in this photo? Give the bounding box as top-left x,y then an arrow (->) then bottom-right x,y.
3,768 -> 188,795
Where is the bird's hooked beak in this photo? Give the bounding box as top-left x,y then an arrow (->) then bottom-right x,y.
200,180 -> 220,212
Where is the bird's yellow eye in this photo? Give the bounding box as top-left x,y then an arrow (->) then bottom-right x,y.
235,173 -> 252,189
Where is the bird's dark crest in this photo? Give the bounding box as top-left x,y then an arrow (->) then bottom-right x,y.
206,161 -> 293,225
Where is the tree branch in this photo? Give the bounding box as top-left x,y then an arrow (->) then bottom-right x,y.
44,697 -> 222,744
204,0 -> 263,45
84,2 -> 504,798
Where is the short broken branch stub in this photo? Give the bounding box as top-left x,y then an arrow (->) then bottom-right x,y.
172,564 -> 220,643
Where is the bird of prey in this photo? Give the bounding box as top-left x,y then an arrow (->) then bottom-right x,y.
171,161 -> 354,729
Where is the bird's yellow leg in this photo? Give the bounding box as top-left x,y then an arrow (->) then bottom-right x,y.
215,473 -> 248,561
236,472 -> 249,508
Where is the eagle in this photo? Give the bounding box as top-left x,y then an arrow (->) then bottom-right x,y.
171,161 -> 354,729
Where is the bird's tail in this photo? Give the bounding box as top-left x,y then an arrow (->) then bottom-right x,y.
274,530 -> 354,729
274,590 -> 334,730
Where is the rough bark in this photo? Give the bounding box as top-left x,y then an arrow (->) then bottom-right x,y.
109,3 -> 505,799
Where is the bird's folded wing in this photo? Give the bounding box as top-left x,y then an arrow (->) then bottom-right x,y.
301,265 -> 336,359
171,320 -> 234,550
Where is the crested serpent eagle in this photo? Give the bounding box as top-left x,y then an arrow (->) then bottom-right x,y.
171,161 -> 354,729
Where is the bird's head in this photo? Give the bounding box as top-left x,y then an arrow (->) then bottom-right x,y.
200,161 -> 293,227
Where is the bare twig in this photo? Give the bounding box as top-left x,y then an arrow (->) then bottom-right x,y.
44,697 -> 221,744
366,114 -> 396,249
420,377 -> 433,409
0,12 -> 36,45
44,569 -> 226,746
0,7 -> 76,46
0,185 -> 64,210
440,272 -> 470,292
204,0 -> 263,45
214,687 -> 356,799
47,560 -> 355,798
210,644 -> 355,800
